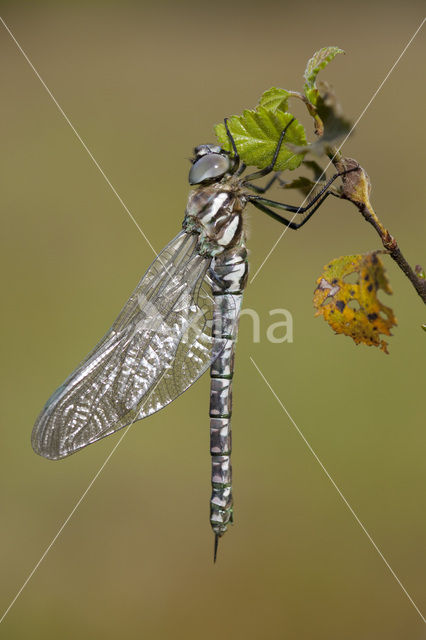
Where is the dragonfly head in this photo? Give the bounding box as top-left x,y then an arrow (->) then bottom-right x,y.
189,144 -> 236,186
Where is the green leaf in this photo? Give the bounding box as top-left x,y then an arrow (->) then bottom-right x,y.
305,87 -> 319,106
304,46 -> 344,105
304,46 -> 345,87
257,87 -> 289,113
215,107 -> 307,171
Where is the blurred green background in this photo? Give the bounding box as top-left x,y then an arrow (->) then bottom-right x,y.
1,2 -> 425,638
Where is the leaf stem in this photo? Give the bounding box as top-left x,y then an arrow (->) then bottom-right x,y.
288,91 -> 324,136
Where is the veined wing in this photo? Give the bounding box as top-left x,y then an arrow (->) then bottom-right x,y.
32,231 -> 227,460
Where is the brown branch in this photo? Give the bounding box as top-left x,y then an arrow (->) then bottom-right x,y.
332,156 -> 426,304
288,86 -> 425,303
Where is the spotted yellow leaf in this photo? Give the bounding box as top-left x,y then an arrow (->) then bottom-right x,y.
313,253 -> 397,353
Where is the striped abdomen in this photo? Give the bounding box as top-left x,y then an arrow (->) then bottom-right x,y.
209,247 -> 248,541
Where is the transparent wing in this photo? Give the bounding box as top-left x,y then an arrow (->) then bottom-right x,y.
32,231 -> 228,460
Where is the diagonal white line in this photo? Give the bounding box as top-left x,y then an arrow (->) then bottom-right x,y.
250,16 -> 426,284
250,355 -> 426,624
0,424 -> 132,625
0,16 -> 159,259
2,7 -> 424,628
0,364 -> 167,625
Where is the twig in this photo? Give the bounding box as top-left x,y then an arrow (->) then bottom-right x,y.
332,156 -> 426,303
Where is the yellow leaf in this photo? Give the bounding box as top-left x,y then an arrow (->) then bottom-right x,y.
313,253 -> 397,353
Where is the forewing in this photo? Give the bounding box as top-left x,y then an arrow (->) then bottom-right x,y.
32,231 -> 226,460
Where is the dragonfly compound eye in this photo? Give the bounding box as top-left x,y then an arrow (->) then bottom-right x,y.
189,153 -> 231,185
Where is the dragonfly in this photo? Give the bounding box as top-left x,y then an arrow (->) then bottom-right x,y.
32,118 -> 355,560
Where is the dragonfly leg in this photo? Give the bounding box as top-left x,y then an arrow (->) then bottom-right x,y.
249,191 -> 336,229
243,172 -> 286,194
236,162 -> 246,177
247,166 -> 359,229
223,118 -> 240,173
242,117 -> 296,182
249,167 -> 357,212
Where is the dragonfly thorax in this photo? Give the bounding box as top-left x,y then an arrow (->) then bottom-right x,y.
183,183 -> 246,257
